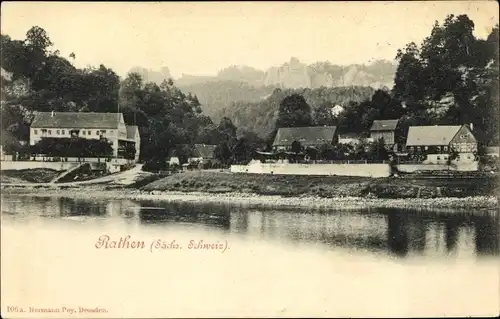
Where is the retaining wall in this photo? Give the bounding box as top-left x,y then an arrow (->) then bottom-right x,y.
230,163 -> 391,177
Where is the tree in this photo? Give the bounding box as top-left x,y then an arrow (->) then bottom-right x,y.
366,138 -> 389,161
318,142 -> 334,160
313,102 -> 335,126
217,117 -> 237,142
290,140 -> 302,154
275,94 -> 313,129
392,15 -> 498,145
214,142 -> 232,166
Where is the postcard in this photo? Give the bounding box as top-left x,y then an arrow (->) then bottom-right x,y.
1,1 -> 499,318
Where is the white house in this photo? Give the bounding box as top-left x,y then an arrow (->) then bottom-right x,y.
30,111 -> 140,162
187,144 -> 217,164
406,125 -> 478,166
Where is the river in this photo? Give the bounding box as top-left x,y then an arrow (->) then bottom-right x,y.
1,194 -> 499,317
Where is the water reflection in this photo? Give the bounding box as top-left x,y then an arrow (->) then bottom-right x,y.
1,195 -> 498,258
137,201 -> 231,230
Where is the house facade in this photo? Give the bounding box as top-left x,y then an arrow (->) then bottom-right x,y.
338,133 -> 373,146
370,119 -> 399,151
406,125 -> 477,165
272,126 -> 338,152
30,111 -> 140,162
486,146 -> 499,158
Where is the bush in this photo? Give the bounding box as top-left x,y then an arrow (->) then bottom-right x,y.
142,159 -> 168,172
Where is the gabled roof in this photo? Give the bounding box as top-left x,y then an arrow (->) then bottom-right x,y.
406,125 -> 463,146
273,126 -> 337,147
191,144 -> 216,159
31,112 -> 123,129
126,125 -> 139,140
370,119 -> 399,131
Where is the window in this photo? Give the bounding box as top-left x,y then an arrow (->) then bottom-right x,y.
48,130 -> 52,135
467,155 -> 471,159
56,130 -> 60,135
437,156 -> 441,160
34,130 -> 38,135
437,146 -> 441,152
425,146 -> 429,150
96,131 -> 100,136
88,131 -> 91,135
82,131 -> 86,135
62,130 -> 65,135
444,146 -> 448,151
409,146 -> 414,152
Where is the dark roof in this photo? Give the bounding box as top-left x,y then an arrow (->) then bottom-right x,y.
406,125 -> 463,146
31,112 -> 122,129
370,119 -> 399,131
273,126 -> 337,147
191,144 -> 216,159
126,125 -> 139,140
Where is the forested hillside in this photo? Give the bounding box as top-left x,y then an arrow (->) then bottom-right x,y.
177,81 -> 277,120
220,86 -> 376,137
2,13 -> 498,168
0,26 -> 246,162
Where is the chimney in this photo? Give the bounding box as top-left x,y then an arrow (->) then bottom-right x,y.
51,110 -> 54,117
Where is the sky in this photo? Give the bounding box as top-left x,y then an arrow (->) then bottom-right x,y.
1,1 -> 498,79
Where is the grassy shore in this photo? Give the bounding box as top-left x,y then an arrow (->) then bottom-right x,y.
141,171 -> 499,199
2,170 -> 498,211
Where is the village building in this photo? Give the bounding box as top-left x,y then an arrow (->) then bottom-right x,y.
370,119 -> 399,151
485,146 -> 499,158
272,126 -> 338,152
187,144 -> 217,164
29,111 -> 140,162
338,133 -> 373,146
406,125 -> 478,165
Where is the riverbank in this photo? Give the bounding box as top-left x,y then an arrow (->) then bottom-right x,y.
141,171 -> 498,199
2,186 -> 498,211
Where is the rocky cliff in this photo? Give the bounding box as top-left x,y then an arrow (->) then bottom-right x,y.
264,57 -> 311,88
264,58 -> 396,89
126,58 -> 396,89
